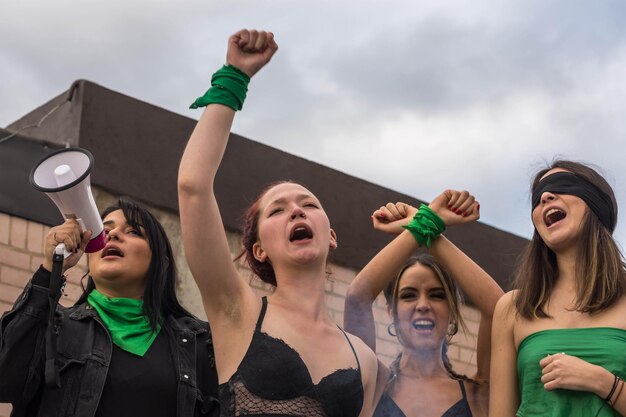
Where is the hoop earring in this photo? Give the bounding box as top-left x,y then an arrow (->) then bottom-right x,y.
447,322 -> 458,337
387,323 -> 397,337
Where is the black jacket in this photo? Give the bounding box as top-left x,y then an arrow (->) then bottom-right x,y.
0,267 -> 219,417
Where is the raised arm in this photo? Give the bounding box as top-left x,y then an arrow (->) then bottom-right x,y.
344,204 -> 418,349
178,30 -> 278,322
427,192 -> 504,381
344,191 -> 479,351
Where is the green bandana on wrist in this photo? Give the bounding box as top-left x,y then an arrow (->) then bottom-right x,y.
87,289 -> 160,357
189,65 -> 250,111
403,204 -> 446,248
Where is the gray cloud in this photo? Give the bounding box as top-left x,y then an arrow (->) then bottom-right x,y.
2,0 -> 626,248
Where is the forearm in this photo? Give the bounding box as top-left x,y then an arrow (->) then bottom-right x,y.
349,231 -> 419,300
343,296 -> 377,351
567,364 -> 626,415
591,367 -> 626,416
178,104 -> 235,195
430,235 -> 503,317
180,29 -> 276,196
345,231 -> 420,350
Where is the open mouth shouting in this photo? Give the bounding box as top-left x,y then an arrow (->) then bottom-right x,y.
544,208 -> 566,227
101,244 -> 124,259
411,319 -> 435,332
289,224 -> 313,242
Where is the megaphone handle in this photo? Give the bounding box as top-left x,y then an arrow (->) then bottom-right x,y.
55,243 -> 72,259
45,244 -> 65,389
51,245 -> 65,297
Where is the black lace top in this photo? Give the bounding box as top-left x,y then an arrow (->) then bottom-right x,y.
219,297 -> 363,417
374,379 -> 473,417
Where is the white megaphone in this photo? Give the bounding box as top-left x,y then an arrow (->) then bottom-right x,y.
30,148 -> 106,254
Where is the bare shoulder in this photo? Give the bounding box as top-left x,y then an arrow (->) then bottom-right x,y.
345,331 -> 381,414
611,293 -> 626,312
345,331 -> 379,386
602,293 -> 626,329
346,332 -> 378,368
494,290 -> 518,320
491,290 -> 519,347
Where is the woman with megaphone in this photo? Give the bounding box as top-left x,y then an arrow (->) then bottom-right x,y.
0,197 -> 219,416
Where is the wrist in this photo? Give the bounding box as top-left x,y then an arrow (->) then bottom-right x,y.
402,204 -> 446,248
426,203 -> 442,218
224,63 -> 252,79
32,265 -> 53,287
595,367 -> 616,398
190,65 -> 250,111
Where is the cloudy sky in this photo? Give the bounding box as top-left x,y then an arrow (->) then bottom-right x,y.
2,0 -> 626,248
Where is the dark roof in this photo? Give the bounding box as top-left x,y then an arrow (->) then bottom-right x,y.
0,132 -> 65,225
3,80 -> 527,290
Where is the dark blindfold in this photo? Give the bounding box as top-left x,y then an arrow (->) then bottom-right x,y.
531,172 -> 614,232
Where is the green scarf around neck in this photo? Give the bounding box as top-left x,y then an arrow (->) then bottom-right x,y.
87,289 -> 161,356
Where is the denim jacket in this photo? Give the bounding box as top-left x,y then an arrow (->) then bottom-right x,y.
0,267 -> 219,417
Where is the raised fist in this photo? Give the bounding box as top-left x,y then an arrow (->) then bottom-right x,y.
226,29 -> 279,77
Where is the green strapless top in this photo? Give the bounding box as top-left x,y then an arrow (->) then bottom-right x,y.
517,327 -> 626,417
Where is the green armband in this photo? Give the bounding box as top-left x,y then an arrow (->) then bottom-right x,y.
189,65 -> 250,111
402,204 -> 446,248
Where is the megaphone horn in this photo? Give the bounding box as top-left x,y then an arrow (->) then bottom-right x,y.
30,148 -> 106,253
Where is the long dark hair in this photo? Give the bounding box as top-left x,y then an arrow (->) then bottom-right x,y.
514,160 -> 626,319
76,196 -> 193,330
383,255 -> 472,394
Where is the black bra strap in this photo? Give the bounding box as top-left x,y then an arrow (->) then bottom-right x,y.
458,379 -> 468,400
255,296 -> 269,331
337,326 -> 361,371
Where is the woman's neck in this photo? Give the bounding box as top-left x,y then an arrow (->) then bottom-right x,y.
555,250 -> 577,290
399,348 -> 449,379
94,283 -> 145,300
271,265 -> 330,321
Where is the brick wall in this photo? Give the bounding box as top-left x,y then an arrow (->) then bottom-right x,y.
0,212 -> 89,314
0,193 -> 480,415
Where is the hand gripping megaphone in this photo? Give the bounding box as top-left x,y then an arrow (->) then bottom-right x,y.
30,147 -> 106,254
30,147 -> 106,388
